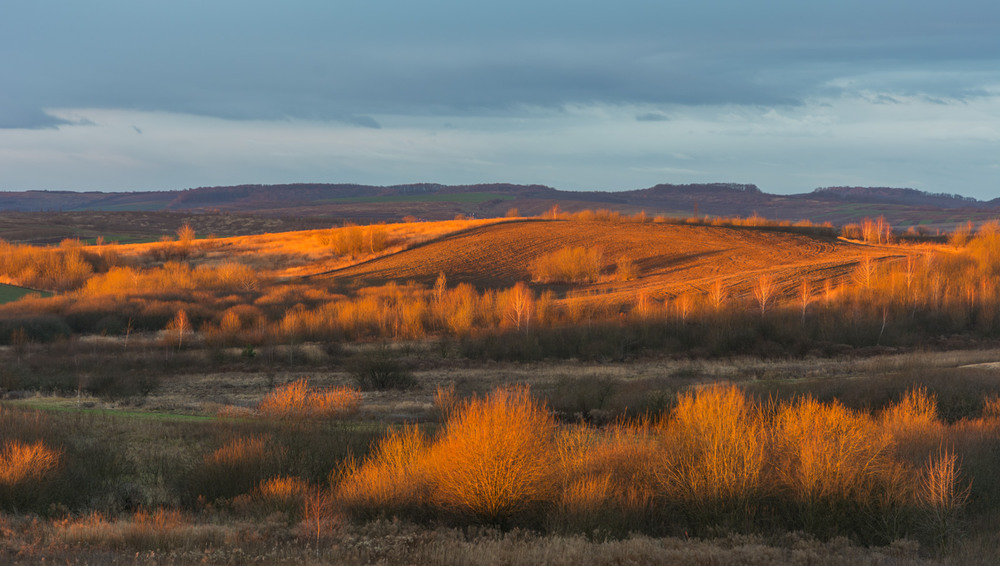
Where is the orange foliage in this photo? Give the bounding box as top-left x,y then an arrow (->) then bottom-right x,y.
257,379 -> 361,420
0,240 -> 97,291
773,397 -> 896,505
340,387 -> 557,523
0,439 -> 61,485
255,475 -> 309,503
529,246 -> 603,283
205,435 -> 272,469
337,424 -> 429,516
425,386 -> 557,522
658,385 -> 766,505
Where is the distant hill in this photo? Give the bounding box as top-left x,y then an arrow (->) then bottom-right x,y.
807,187 -> 984,209
1,182 -> 997,231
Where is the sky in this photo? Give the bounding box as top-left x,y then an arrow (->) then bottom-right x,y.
1,0 -> 998,198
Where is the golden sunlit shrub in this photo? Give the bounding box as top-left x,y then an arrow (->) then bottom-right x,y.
0,439 -> 61,485
323,224 -> 391,257
657,385 -> 766,520
553,424 -> 660,534
0,241 -> 96,291
918,448 -> 970,549
425,386 -> 557,524
982,395 -> 1000,420
881,387 -> 944,460
773,396 -> 899,525
529,246 -> 603,283
257,379 -> 361,420
615,256 -> 639,281
442,283 -> 478,336
338,424 -> 429,519
949,221 -> 973,247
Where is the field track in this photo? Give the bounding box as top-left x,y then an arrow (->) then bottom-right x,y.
318,220 -> 905,303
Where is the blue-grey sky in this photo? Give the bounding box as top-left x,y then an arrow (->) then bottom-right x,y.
2,0 -> 998,198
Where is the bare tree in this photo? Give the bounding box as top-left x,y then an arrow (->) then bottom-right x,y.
708,279 -> 728,312
823,279 -> 835,306
799,279 -> 812,322
123,317 -> 134,352
434,272 -> 448,305
753,275 -> 777,316
507,282 -> 534,333
166,309 -> 191,349
676,291 -> 694,323
635,290 -> 652,319
852,256 -> 876,291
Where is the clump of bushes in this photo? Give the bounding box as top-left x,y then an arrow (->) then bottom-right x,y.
337,384 -> 977,544
529,246 -> 603,283
257,379 -> 361,420
338,386 -> 556,525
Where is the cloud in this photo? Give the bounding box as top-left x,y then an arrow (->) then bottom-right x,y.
0,106 -> 75,130
636,112 -> 670,122
2,1 -> 998,125
344,115 -> 381,129
2,1 -> 999,199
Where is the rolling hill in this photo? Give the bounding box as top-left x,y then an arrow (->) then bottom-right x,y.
317,219 -> 901,305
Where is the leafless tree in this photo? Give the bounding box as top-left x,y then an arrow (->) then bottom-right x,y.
709,279 -> 728,313
753,275 -> 777,316
507,282 -> 534,332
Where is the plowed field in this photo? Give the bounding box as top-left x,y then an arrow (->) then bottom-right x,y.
318,219 -> 904,303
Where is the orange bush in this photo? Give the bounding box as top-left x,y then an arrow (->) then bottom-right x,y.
554,423 -> 660,533
258,379 -> 361,420
337,424 -> 429,517
0,439 -> 61,485
529,246 -> 603,283
657,385 -> 766,509
425,386 -> 557,523
773,397 -> 897,507
881,387 -> 944,456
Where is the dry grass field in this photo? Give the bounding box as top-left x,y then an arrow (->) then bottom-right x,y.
1,212 -> 999,564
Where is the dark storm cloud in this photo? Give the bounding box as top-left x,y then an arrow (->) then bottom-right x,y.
1,0 -> 998,127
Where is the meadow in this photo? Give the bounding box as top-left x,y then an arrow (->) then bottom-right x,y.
0,210 -> 999,564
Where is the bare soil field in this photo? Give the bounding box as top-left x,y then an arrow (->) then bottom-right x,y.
323,219 -> 904,301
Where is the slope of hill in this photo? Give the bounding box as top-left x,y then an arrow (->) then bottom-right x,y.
319,219 -> 898,305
